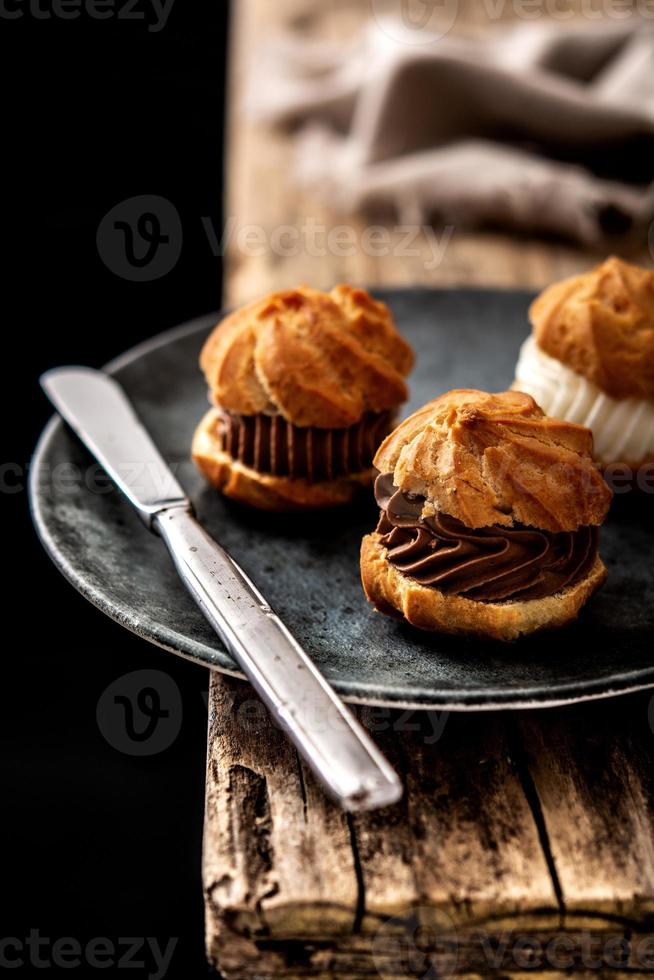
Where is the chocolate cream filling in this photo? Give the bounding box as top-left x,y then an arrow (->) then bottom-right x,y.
374,473 -> 599,603
215,410 -> 392,482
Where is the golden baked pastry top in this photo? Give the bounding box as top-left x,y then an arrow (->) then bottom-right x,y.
199,285 -> 414,428
529,256 -> 654,401
374,389 -> 612,533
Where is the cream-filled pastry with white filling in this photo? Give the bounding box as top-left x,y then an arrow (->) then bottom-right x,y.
514,335 -> 654,466
512,257 -> 654,472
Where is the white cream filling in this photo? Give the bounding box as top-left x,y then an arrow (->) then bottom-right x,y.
513,336 -> 654,464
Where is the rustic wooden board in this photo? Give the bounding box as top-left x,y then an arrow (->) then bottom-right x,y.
204,1 -> 654,974
204,676 -> 654,977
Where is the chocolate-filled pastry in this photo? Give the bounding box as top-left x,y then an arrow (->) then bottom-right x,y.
513,257 -> 654,477
361,390 -> 613,641
192,285 -> 414,510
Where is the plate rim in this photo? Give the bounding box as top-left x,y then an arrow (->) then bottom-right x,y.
29,293 -> 654,712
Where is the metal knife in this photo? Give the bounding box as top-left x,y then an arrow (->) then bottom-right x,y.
41,367 -> 402,812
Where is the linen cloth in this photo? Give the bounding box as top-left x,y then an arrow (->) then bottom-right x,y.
250,18 -> 654,246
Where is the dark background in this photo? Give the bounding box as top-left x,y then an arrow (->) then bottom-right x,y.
2,1 -> 229,976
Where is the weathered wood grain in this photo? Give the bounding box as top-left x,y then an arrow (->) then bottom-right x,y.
204,676 -> 654,977
204,680 -> 358,943
351,710 -> 557,932
517,699 -> 654,924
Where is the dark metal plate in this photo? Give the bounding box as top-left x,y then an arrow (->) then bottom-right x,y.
29,289 -> 654,709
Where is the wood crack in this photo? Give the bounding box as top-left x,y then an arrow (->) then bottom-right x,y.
508,718 -> 566,919
294,749 -> 309,824
346,814 -> 366,934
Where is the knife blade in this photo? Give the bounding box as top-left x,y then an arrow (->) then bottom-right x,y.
41,366 -> 403,811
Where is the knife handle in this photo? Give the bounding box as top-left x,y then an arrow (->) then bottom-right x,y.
153,507 -> 402,812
